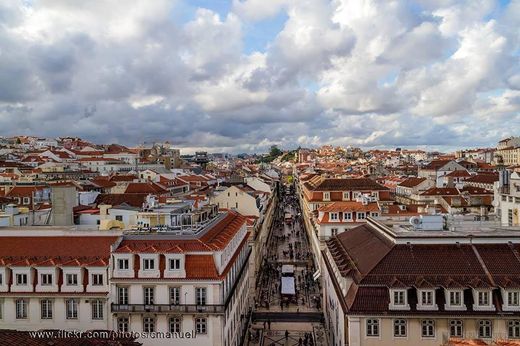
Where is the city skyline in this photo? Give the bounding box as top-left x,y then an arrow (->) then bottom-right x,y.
1,0 -> 519,153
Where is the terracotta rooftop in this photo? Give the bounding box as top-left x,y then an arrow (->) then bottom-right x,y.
0,236 -> 117,266
95,193 -> 148,208
305,177 -> 388,191
398,177 -> 427,188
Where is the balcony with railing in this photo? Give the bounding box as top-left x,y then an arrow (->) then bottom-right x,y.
111,303 -> 225,314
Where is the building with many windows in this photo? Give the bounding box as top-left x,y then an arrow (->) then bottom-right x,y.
0,208 -> 251,346
0,234 -> 118,331
322,217 -> 520,346
109,208 -> 251,346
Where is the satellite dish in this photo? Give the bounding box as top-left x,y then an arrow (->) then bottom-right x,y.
409,216 -> 421,226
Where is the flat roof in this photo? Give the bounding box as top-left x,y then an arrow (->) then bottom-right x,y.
369,217 -> 520,244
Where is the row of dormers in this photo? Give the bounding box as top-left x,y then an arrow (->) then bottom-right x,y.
389,287 -> 520,312
0,267 -> 107,293
112,253 -> 187,279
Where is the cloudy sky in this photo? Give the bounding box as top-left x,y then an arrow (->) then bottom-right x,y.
0,0 -> 519,153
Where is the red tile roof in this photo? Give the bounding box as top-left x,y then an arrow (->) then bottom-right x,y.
0,236 -> 117,266
304,176 -> 388,191
185,254 -> 219,279
125,182 -> 168,194
398,177 -> 427,188
94,193 -> 148,208
318,201 -> 380,213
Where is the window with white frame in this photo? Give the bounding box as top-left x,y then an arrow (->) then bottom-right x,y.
330,213 -> 338,221
371,212 -> 379,217
478,291 -> 490,306
508,320 -> 520,339
143,317 -> 155,333
41,274 -> 53,286
40,299 -> 53,319
118,259 -> 129,270
331,228 -> 338,237
421,320 -> 435,337
66,274 -> 78,286
92,274 -> 103,286
91,300 -> 103,320
16,273 -> 27,285
196,287 -> 207,305
342,192 -> 350,200
344,212 -> 352,220
393,319 -> 407,337
169,258 -> 181,270
195,317 -> 207,334
23,197 -> 30,205
118,317 -> 129,332
66,299 -> 78,319
16,299 -> 28,319
170,287 -> 180,305
509,291 -> 520,306
393,290 -> 406,306
366,319 -> 379,337
118,286 -> 128,305
450,320 -> 463,337
421,290 -> 434,306
323,192 -> 330,201
357,212 -> 366,220
478,320 -> 492,338
449,291 -> 462,306
143,258 -> 155,270
170,317 -> 182,333
144,287 -> 155,305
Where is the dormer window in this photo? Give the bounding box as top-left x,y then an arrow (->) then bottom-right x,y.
323,192 -> 330,201
478,291 -> 490,306
342,192 -> 349,201
344,213 -> 352,220
118,259 -> 129,270
421,290 -> 434,306
169,258 -> 181,271
66,274 -> 78,286
41,274 -> 53,286
92,274 -> 103,286
16,274 -> 27,286
330,213 -> 338,221
449,291 -> 462,306
357,212 -> 366,220
508,291 -> 520,306
394,290 -> 406,305
143,258 -> 155,270
390,288 -> 410,310
474,289 -> 495,311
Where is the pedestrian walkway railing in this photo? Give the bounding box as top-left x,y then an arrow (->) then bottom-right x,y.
111,303 -> 225,314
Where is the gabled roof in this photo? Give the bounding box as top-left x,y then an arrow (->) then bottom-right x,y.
398,177 -> 427,188
446,170 -> 471,178
305,177 -> 388,191
95,193 -> 148,208
125,182 -> 168,194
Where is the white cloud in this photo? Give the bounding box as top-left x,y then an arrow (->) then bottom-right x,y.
0,0 -> 518,153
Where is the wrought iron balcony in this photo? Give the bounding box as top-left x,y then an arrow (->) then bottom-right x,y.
111,303 -> 225,314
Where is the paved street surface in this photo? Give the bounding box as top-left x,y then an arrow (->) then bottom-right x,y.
246,184 -> 327,346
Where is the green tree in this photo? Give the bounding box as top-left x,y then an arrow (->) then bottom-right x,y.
269,145 -> 282,157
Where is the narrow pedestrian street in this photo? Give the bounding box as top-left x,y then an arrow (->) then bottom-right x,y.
246,183 -> 327,346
